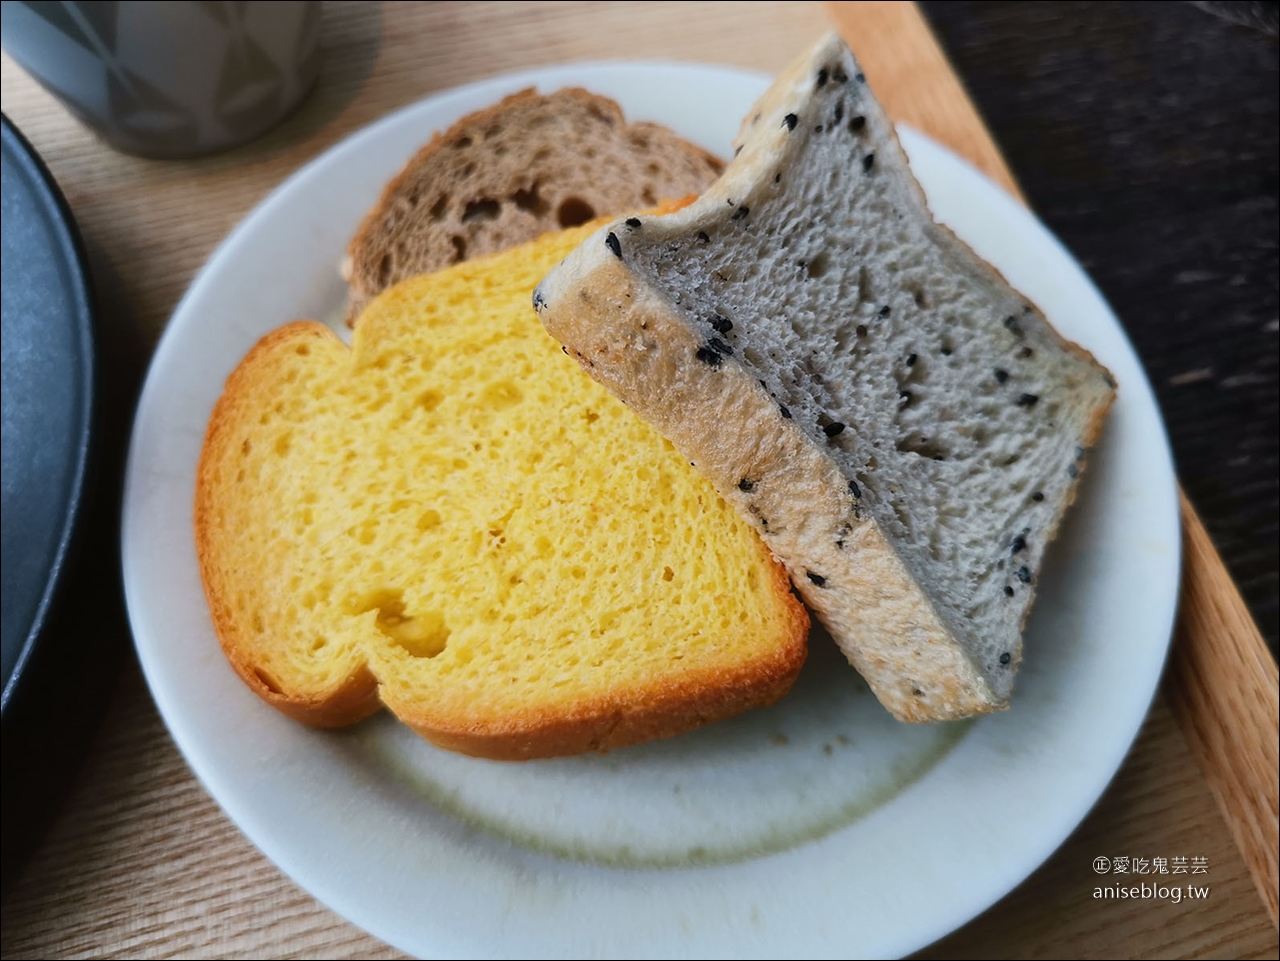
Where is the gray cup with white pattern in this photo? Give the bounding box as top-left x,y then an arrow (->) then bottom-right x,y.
1,1 -> 321,158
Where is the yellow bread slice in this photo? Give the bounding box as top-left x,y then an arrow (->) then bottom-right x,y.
196,221 -> 809,760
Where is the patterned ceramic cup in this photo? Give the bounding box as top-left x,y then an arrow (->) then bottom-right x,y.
1,1 -> 321,158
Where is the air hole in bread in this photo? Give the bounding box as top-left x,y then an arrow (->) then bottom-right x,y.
511,183 -> 547,215
857,265 -> 874,305
428,196 -> 447,221
353,589 -> 450,658
376,253 -> 392,286
641,186 -> 657,205
806,251 -> 830,279
452,136 -> 472,149
450,236 -> 467,262
896,432 -> 949,462
461,198 -> 501,223
254,668 -> 283,695
557,197 -> 596,228
481,380 -> 523,409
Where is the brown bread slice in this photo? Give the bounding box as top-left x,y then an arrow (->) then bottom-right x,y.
343,87 -> 724,324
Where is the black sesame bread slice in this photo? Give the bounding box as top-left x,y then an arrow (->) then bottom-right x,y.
534,32 -> 1116,722
197,220 -> 808,759
343,87 -> 724,325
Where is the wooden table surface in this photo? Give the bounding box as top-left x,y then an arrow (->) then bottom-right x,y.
1,2 -> 1276,958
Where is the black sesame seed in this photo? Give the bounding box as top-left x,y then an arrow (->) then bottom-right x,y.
779,404 -> 792,419
899,389 -> 913,404
1104,374 -> 1117,389
625,217 -> 642,229
834,102 -> 844,123
878,304 -> 891,318
862,153 -> 875,172
733,144 -> 742,157
561,345 -> 568,354
856,324 -> 868,338
732,206 -> 750,221
1004,585 -> 1015,597
695,346 -> 723,367
774,173 -> 782,184
849,115 -> 866,132
1010,535 -> 1027,554
833,68 -> 849,83
1020,346 -> 1035,359
814,125 -> 824,133
1017,566 -> 1032,584
532,288 -> 546,312
760,517 -> 769,529
855,72 -> 866,83
738,478 -> 755,493
783,113 -> 798,131
994,368 -> 1009,384
806,570 -> 827,587
911,686 -> 924,697
940,345 -> 953,356
697,231 -> 710,244
906,353 -> 917,367
1031,491 -> 1044,502
1003,315 -> 1024,337
1067,463 -> 1079,478
999,652 -> 1012,666
836,540 -> 845,550
1075,446 -> 1086,460
708,337 -> 733,356
1017,393 -> 1039,408
823,421 -> 846,437
848,479 -> 861,499
710,314 -> 733,333
605,232 -> 622,259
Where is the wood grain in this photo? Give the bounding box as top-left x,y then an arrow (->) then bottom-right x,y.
1,1 -> 1275,958
1167,494 -> 1280,927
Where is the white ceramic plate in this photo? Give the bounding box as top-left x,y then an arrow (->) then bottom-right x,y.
122,62 -> 1180,959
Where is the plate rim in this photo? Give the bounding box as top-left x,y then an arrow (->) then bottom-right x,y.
120,60 -> 1182,959
0,113 -> 98,717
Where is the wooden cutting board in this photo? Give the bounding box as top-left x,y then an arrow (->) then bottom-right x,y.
0,2 -> 1274,957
